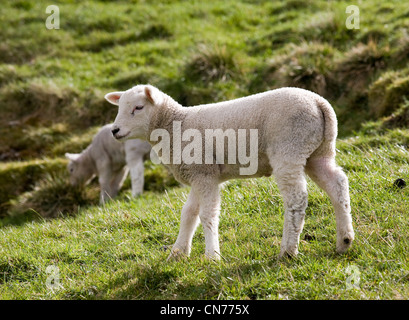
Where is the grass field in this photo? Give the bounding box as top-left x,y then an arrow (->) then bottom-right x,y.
1,0 -> 409,300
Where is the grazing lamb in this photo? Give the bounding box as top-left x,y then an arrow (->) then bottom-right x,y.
65,124 -> 151,203
105,85 -> 354,260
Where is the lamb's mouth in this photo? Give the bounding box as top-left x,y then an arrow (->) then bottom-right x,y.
114,131 -> 130,140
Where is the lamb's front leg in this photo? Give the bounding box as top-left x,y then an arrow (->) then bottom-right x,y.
168,181 -> 221,261
99,171 -> 114,204
168,190 -> 200,261
110,167 -> 129,197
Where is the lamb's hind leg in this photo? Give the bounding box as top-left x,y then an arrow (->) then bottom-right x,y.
192,179 -> 221,260
274,165 -> 309,258
198,184 -> 221,260
305,157 -> 354,253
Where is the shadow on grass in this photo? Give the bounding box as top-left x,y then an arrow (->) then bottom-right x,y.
47,233 -> 361,300
93,258 -> 221,299
93,245 -> 358,300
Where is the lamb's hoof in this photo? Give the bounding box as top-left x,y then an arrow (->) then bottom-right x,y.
204,251 -> 222,261
336,236 -> 354,254
278,248 -> 298,259
166,248 -> 186,262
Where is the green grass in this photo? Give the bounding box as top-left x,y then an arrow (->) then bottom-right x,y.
1,0 -> 409,300
1,131 -> 409,299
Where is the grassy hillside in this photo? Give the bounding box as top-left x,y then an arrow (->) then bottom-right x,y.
1,0 -> 409,299
1,135 -> 409,299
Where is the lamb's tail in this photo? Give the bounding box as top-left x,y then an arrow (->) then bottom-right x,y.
312,97 -> 338,158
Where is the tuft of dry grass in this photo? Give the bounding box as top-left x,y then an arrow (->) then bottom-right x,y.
382,99 -> 409,130
254,42 -> 338,96
0,158 -> 67,217
8,173 -> 99,218
335,40 -> 389,92
0,80 -> 79,126
368,69 -> 409,117
392,29 -> 409,64
183,45 -> 241,84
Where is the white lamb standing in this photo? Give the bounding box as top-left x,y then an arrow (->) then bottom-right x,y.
105,84 -> 354,260
65,124 -> 151,204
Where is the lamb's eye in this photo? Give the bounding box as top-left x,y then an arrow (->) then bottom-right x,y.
131,105 -> 144,115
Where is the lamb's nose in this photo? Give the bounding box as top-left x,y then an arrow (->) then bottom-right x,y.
111,127 -> 120,136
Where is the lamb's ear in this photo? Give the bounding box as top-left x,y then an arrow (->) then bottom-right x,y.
104,91 -> 124,105
65,153 -> 81,161
144,85 -> 163,106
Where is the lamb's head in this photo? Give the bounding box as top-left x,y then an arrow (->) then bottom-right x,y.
65,153 -> 95,186
105,84 -> 164,141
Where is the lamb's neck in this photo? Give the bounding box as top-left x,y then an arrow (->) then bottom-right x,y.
147,99 -> 186,139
